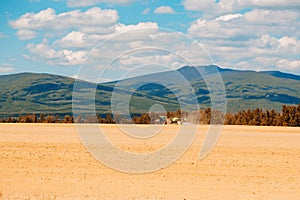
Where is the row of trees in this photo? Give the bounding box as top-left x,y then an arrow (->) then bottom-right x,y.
225,104 -> 300,126
0,104 -> 299,127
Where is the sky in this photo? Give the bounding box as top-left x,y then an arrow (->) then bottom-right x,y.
0,0 -> 300,81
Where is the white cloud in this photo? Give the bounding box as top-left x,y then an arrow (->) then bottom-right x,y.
69,28 -> 216,82
244,9 -> 299,24
183,0 -> 216,12
8,3 -> 300,76
16,29 -> 37,40
279,36 -> 299,50
10,8 -> 57,30
9,7 -> 123,65
154,6 -> 176,14
255,57 -> 279,66
188,8 -> 300,40
142,8 -> 150,15
0,67 -> 14,73
54,22 -> 159,49
215,13 -> 242,21
27,39 -> 62,60
0,63 -> 14,73
233,61 -> 258,71
241,0 -> 300,9
182,0 -> 241,15
118,54 -> 182,69
250,35 -> 300,56
115,22 -> 158,35
187,6 -> 300,73
277,59 -> 300,73
25,22 -> 159,67
183,0 -> 300,15
188,17 -> 247,40
26,39 -> 87,66
9,7 -> 119,32
54,31 -> 90,48
67,0 -> 136,7
17,16 -> 160,68
207,34 -> 300,73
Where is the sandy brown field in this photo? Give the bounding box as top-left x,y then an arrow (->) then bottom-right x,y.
1,124 -> 300,199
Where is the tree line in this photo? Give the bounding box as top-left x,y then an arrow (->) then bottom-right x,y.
0,104 -> 299,127
225,104 -> 300,126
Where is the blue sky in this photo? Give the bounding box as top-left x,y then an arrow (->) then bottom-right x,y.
0,0 -> 300,80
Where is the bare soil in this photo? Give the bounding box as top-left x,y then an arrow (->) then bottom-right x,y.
1,124 -> 300,199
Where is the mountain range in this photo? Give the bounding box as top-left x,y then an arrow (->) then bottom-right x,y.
1,65 -> 300,117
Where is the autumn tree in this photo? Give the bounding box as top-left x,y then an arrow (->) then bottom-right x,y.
63,115 -> 73,123
139,113 -> 151,124
105,114 -> 114,124
132,115 -> 140,124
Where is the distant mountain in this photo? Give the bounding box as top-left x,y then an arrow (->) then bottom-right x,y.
1,66 -> 300,117
0,72 -> 180,117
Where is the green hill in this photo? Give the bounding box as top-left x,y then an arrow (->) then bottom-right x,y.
0,66 -> 300,117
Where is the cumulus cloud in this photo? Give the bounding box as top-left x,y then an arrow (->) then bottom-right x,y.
26,39 -> 87,66
183,0 -> 300,14
9,7 -> 119,34
8,2 -> 300,76
241,0 -> 300,9
200,34 -> 300,73
187,4 -> 300,73
53,22 -> 159,49
154,6 -> 176,14
252,35 -> 300,56
16,29 -> 37,40
182,0 -> 242,15
118,53 -> 183,69
277,59 -> 300,73
215,13 -> 242,21
188,17 -> 247,40
244,9 -> 299,24
9,7 -> 124,66
79,28 -> 214,82
235,61 -> 252,69
188,8 -> 300,40
23,20 -> 162,69
8,2 -> 164,69
54,31 -> 90,48
115,22 -> 158,36
184,0 -> 300,73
